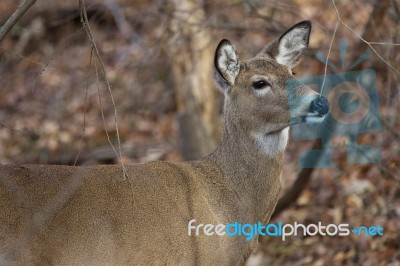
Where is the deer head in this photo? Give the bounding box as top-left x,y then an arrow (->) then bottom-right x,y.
214,21 -> 329,156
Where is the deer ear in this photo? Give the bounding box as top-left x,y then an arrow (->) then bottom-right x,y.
275,21 -> 311,68
214,39 -> 240,91
261,21 -> 311,68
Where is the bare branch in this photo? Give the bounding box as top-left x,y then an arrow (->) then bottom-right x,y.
0,0 -> 37,43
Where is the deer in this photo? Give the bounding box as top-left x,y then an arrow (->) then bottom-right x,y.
0,21 -> 329,265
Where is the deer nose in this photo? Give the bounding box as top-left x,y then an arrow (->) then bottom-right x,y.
310,96 -> 330,116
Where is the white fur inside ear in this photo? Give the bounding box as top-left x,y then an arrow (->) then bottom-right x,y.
217,43 -> 240,84
276,27 -> 308,68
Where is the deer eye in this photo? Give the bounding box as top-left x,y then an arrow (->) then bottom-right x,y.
252,80 -> 271,90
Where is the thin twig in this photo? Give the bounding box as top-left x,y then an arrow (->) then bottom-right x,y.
331,0 -> 400,75
93,56 -> 120,163
0,123 -> 24,133
79,0 -> 126,178
320,20 -> 339,95
0,47 -> 45,66
369,41 -> 400,46
74,49 -> 92,166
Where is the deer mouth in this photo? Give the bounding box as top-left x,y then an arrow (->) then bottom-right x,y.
290,112 -> 327,125
302,112 -> 327,124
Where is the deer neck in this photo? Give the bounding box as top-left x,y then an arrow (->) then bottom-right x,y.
207,116 -> 288,223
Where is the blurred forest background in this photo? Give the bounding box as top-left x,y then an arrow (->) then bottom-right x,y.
1,0 -> 399,265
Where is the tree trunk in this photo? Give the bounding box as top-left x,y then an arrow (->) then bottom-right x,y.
166,0 -> 221,160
